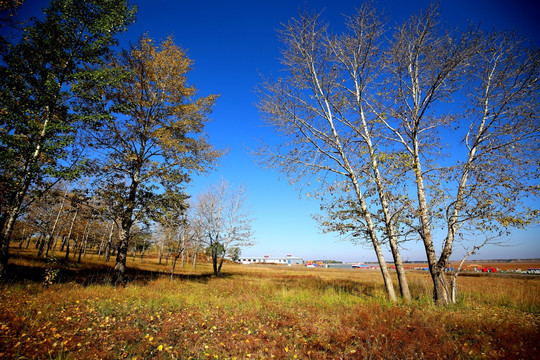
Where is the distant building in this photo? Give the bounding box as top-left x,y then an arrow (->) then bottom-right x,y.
240,254 -> 304,265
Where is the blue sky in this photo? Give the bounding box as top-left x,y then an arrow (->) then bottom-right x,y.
20,0 -> 539,262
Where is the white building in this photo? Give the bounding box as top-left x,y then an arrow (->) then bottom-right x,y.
240,255 -> 304,265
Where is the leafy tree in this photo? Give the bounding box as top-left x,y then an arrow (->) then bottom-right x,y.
229,246 -> 241,262
0,0 -> 23,30
0,0 -> 136,278
87,35 -> 223,285
155,189 -> 189,264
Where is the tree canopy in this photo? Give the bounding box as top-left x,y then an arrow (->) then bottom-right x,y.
87,34 -> 223,284
0,0 -> 136,277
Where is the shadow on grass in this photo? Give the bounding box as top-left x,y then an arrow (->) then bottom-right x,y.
3,252 -> 229,287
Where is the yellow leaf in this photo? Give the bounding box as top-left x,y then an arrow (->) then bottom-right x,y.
157,345 -> 163,351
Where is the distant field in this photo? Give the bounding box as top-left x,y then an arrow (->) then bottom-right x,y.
405,261 -> 540,271
1,248 -> 539,359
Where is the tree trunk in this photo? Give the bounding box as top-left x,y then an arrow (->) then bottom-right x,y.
217,253 -> 225,275
37,233 -> 48,258
64,207 -> 78,260
192,248 -> 198,269
106,244 -> 112,262
44,234 -> 53,257
72,236 -> 79,259
18,226 -> 27,249
372,171 -> 411,301
431,270 -> 450,304
60,235 -> 66,252
411,145 -> 451,304
105,222 -> 115,262
65,235 -> 70,260
0,209 -> 19,278
0,147 -> 44,276
170,248 -> 184,280
74,218 -> 91,260
77,239 -> 84,263
112,227 -> 130,285
98,225 -> 110,256
0,217 -> 14,277
329,113 -> 397,301
50,234 -> 61,256
450,276 -> 457,304
349,176 -> 397,302
212,248 -> 219,276
35,233 -> 41,249
112,168 -> 140,285
46,185 -> 70,258
0,108 -> 54,277
353,75 -> 412,302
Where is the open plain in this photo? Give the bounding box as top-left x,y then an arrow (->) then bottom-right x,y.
1,248 -> 539,359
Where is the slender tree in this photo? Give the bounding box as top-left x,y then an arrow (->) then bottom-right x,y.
257,4 -> 538,304
256,7 -> 412,301
194,180 -> 253,276
88,35 -> 223,285
381,5 -> 539,303
0,0 -> 135,278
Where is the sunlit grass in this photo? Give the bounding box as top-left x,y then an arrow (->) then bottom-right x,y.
1,249 -> 539,359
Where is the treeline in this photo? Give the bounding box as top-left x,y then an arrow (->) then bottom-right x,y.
0,0 -> 254,284
9,181 -> 193,266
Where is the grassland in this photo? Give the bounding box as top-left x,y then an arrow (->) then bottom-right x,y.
0,248 -> 539,359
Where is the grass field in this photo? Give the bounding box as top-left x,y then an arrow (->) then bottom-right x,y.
1,248 -> 539,359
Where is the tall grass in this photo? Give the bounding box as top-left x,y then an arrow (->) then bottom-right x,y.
1,250 -> 539,359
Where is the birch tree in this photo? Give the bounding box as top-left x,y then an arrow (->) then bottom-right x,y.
257,4 -> 538,304
381,5 -> 539,304
194,181 -> 253,276
256,6 -> 411,301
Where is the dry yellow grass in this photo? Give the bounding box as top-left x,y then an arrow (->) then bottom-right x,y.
1,247 -> 539,359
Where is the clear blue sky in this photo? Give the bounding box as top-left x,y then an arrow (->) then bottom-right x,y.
21,0 -> 539,262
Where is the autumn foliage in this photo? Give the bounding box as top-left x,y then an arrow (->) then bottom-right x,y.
0,249 -> 538,359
